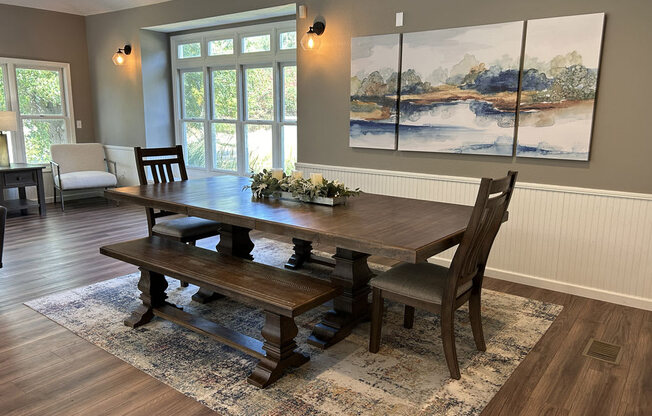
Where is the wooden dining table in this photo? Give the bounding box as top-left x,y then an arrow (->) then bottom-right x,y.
105,175 -> 475,349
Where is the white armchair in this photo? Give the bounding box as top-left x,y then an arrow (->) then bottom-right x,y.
50,143 -> 118,211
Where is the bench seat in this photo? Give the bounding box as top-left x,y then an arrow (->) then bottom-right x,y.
100,236 -> 341,388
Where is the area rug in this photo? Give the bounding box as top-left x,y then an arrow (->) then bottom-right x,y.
25,239 -> 562,415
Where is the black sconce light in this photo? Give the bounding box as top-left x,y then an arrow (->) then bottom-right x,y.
112,44 -> 132,65
300,21 -> 325,50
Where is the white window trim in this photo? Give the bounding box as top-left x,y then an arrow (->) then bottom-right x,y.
171,21 -> 296,176
0,57 -> 76,165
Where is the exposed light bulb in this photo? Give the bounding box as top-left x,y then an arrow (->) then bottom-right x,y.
112,51 -> 125,65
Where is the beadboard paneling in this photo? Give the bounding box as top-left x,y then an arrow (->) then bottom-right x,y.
297,162 -> 652,311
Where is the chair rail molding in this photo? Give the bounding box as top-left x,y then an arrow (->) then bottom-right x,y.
296,162 -> 652,311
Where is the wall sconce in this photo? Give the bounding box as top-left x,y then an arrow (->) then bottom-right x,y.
300,21 -> 325,50
112,44 -> 132,65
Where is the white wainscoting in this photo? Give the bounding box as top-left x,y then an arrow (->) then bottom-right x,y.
296,162 -> 652,311
104,145 -> 140,187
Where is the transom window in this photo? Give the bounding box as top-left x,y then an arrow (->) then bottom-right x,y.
0,58 -> 76,164
171,21 -> 297,175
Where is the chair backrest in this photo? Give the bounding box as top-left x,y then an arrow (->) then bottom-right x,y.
51,143 -> 107,174
446,171 -> 518,298
134,145 -> 188,185
134,145 -> 189,233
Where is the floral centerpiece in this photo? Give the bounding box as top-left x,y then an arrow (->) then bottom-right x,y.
244,169 -> 360,206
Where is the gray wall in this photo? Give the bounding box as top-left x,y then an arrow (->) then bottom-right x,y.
140,29 -> 174,148
0,4 -> 95,142
86,0 -> 652,193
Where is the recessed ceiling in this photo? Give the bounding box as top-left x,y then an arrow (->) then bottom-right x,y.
144,4 -> 296,33
0,0 -> 174,16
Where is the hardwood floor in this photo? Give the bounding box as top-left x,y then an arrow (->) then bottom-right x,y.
0,198 -> 649,415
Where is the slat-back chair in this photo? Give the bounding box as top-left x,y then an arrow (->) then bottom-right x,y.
134,146 -> 222,287
369,171 -> 518,379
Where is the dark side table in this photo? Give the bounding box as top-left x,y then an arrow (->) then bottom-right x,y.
0,164 -> 46,217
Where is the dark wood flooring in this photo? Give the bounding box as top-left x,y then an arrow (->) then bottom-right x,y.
0,199 -> 649,415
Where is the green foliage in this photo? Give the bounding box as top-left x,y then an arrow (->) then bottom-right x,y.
546,64 -> 597,102
208,39 -> 233,56
184,122 -> 205,168
213,123 -> 237,171
15,68 -> 65,163
280,32 -> 297,49
243,35 -> 270,53
246,68 -> 274,120
179,42 -> 201,59
245,170 -> 361,201
212,70 -> 237,119
246,124 -> 272,173
0,67 -> 6,111
17,68 -> 62,115
283,66 -> 297,121
24,120 -> 65,164
182,71 -> 205,118
283,126 -> 296,175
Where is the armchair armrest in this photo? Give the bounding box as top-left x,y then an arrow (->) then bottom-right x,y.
105,158 -> 118,177
50,161 -> 62,190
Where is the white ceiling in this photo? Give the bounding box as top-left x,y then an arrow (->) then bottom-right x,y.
0,0 -> 174,16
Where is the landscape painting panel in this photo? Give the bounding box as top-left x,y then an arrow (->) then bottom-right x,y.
398,22 -> 524,155
350,34 -> 400,150
517,13 -> 605,160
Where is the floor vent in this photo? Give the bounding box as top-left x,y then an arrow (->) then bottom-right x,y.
583,338 -> 623,364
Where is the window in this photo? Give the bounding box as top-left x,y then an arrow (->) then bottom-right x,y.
171,22 -> 297,175
279,31 -> 297,50
178,42 -> 201,59
208,39 -> 234,56
0,58 -> 75,164
0,66 -> 6,111
242,35 -> 271,53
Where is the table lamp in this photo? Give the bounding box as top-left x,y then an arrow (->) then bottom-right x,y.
0,111 -> 17,167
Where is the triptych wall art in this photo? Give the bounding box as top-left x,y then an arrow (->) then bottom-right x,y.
349,13 -> 605,161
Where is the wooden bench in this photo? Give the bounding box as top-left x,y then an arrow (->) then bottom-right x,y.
100,236 -> 341,388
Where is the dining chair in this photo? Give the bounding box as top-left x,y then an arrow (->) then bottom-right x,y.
134,145 -> 221,287
368,171 -> 518,379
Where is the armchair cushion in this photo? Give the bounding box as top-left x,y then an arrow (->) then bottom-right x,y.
51,143 -> 107,174
55,171 -> 117,190
370,262 -> 473,305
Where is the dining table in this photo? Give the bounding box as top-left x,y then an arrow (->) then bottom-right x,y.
105,175 -> 475,349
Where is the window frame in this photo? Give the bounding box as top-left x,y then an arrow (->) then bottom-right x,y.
0,57 -> 76,165
171,21 -> 296,176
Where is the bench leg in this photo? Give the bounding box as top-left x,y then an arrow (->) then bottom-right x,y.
247,311 -> 309,388
125,268 -> 168,328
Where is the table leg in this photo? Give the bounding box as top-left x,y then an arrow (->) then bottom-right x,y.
285,238 -> 312,269
307,248 -> 373,349
191,224 -> 254,303
36,169 -> 46,217
285,238 -> 336,270
18,187 -> 28,215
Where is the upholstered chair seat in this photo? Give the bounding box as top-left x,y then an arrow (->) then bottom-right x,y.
55,170 -> 117,190
370,262 -> 473,304
152,216 -> 221,239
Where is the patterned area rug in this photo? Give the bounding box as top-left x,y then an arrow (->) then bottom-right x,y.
25,239 -> 562,415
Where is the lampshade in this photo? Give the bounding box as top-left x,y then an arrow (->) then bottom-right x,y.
0,111 -> 17,132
